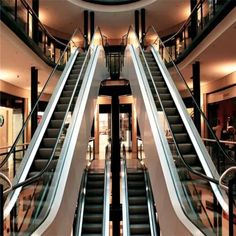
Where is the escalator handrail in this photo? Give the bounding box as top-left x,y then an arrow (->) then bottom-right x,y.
149,25 -> 235,164
219,167 -> 236,191
73,170 -> 88,236
121,157 -> 130,236
127,26 -> 219,184
0,28 -> 78,170
102,158 -> 111,236
143,170 -> 159,236
4,42 -> 92,194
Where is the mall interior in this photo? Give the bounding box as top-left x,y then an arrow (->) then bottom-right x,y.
0,0 -> 236,235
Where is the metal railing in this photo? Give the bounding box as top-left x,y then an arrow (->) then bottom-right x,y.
0,28 -> 78,171
143,0 -> 233,62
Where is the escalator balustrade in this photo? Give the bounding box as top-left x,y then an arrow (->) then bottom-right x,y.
5,53 -> 87,235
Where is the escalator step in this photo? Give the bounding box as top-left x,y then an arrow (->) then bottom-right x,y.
129,196 -> 147,205
175,133 -> 189,143
157,87 -> 169,94
129,205 -> 148,214
127,173 -> 144,181
165,107 -> 177,115
152,75 -> 163,82
170,124 -> 185,133
82,224 -> 102,233
130,214 -> 149,223
83,205 -> 103,213
65,80 -> 77,86
178,143 -> 193,154
38,148 -> 53,158
42,138 -> 57,148
159,93 -> 171,100
71,68 -> 81,74
83,213 -> 103,223
33,159 -> 57,171
87,174 -> 104,181
85,196 -> 103,204
128,189 -> 146,196
86,189 -> 104,196
49,120 -> 63,128
128,181 -> 145,188
173,154 -> 198,167
69,74 -> 79,80
130,224 -> 151,234
53,111 -> 66,120
55,104 -> 68,111
28,171 -> 54,180
167,115 -> 181,124
64,85 -> 75,91
87,181 -> 104,188
45,128 -> 60,138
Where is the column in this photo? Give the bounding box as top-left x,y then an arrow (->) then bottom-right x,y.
84,10 -> 89,49
192,61 -> 201,133
190,0 -> 198,39
31,66 -> 38,138
90,11 -> 94,42
32,0 -> 39,44
141,8 -> 146,46
111,95 -> 121,235
134,10 -> 139,39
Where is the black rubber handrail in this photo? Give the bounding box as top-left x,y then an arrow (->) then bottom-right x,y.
149,25 -> 235,165
127,25 -> 219,184
0,28 -> 78,170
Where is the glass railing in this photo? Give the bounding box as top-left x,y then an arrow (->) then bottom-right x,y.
144,0 -> 233,62
2,27 -> 104,235
125,26 -> 229,235
0,28 -> 82,178
0,0 -> 85,65
142,25 -> 236,177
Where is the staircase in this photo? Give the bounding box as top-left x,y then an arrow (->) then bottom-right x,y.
127,171 -> 151,235
82,172 -> 105,235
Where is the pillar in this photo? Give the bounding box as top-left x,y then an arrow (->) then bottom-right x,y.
192,61 -> 201,133
134,10 -> 139,39
111,95 -> 121,235
32,0 -> 39,44
90,11 -> 94,42
141,8 -> 146,46
84,10 -> 89,49
31,66 -> 38,138
190,0 -> 198,39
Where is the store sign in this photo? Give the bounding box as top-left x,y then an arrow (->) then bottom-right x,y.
0,115 -> 4,127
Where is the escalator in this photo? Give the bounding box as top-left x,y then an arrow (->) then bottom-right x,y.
127,171 -> 151,235
123,26 -> 229,235
81,172 -> 104,234
3,51 -> 87,235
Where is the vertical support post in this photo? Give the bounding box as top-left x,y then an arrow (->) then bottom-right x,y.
0,184 -> 3,236
134,10 -> 139,39
32,0 -> 39,44
111,95 -> 121,235
192,61 -> 201,133
31,66 -> 38,138
141,8 -> 146,47
190,0 -> 198,40
84,10 -> 89,49
90,11 -> 94,42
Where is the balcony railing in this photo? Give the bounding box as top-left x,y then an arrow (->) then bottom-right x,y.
144,0 -> 234,63
0,0 -> 84,66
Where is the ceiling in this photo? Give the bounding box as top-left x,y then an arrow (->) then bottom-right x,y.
0,0 -> 235,97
